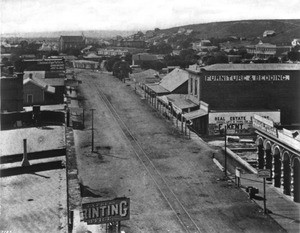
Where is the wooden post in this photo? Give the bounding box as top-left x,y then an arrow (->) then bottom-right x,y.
82,108 -> 85,128
181,115 -> 184,133
91,109 -> 95,152
224,126 -> 227,177
21,139 -> 30,166
263,178 -> 267,214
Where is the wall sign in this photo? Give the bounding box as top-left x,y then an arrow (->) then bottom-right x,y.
204,75 -> 290,82
208,111 -> 280,135
82,198 -> 130,225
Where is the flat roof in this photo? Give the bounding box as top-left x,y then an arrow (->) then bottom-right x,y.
145,83 -> 169,94
183,109 -> 208,120
0,126 -> 65,156
167,94 -> 198,109
201,64 -> 300,71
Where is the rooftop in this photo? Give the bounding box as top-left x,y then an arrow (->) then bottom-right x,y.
0,126 -> 65,156
159,68 -> 189,92
188,64 -> 300,72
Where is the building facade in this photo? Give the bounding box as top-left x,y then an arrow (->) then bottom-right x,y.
254,114 -> 300,203
187,64 -> 300,127
0,73 -> 23,112
59,35 -> 86,52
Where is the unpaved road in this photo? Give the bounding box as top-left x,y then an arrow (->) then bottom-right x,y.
73,68 -> 285,233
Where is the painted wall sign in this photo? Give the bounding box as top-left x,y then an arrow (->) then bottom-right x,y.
82,198 -> 130,225
253,115 -> 278,137
204,75 -> 290,82
208,111 -> 280,135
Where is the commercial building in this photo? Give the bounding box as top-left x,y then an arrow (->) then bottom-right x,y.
185,63 -> 300,135
0,73 -> 23,112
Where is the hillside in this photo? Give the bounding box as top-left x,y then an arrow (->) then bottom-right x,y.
157,19 -> 300,44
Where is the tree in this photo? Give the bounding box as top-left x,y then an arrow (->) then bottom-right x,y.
105,56 -> 121,72
149,42 -> 172,54
288,51 -> 300,62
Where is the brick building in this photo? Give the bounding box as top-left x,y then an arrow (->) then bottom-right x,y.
0,73 -> 23,112
185,63 -> 300,135
59,35 -> 86,52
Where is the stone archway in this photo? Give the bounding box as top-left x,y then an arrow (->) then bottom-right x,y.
292,157 -> 300,203
256,137 -> 264,169
282,152 -> 291,195
273,146 -> 281,188
264,141 -> 272,182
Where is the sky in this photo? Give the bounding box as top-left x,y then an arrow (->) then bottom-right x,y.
1,0 -> 299,34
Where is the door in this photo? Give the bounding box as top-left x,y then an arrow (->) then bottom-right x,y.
27,94 -> 33,104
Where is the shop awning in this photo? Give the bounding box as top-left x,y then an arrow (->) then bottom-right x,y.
183,109 -> 208,120
157,95 -> 169,105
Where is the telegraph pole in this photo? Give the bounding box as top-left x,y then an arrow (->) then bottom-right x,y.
224,125 -> 227,177
91,109 -> 95,152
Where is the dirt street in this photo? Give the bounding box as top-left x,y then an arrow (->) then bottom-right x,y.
73,68 -> 285,233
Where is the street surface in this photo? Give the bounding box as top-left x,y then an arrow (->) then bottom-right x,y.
73,68 -> 285,233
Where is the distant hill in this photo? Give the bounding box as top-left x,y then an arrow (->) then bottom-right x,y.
1,30 -> 137,39
156,19 -> 300,45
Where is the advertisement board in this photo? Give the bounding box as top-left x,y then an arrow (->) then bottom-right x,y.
208,110 -> 280,135
82,198 -> 130,225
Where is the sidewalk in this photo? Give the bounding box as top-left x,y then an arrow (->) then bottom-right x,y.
235,173 -> 300,233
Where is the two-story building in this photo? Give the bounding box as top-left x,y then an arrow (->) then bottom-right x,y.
185,63 -> 300,135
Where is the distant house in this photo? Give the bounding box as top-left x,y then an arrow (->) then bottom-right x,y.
130,69 -> 161,89
177,28 -> 186,34
246,41 -> 276,58
72,60 -> 99,70
292,39 -> 300,47
132,53 -> 164,66
59,35 -> 86,52
98,49 -> 128,57
0,73 -> 23,112
23,77 -> 56,106
263,30 -> 276,37
192,40 -> 217,52
111,39 -> 146,48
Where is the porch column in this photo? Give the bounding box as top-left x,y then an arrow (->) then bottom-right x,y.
274,153 -> 281,188
293,158 -> 300,203
283,155 -> 291,195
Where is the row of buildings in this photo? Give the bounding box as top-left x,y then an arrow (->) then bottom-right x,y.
1,58 -> 68,113
130,63 -> 300,203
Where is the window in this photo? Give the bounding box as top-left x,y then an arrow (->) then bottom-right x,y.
27,94 -> 33,104
190,78 -> 193,94
194,79 -> 198,96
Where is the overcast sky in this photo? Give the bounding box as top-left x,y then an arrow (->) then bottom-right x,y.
1,0 -> 299,34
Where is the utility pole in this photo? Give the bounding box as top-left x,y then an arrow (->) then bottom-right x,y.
224,125 -> 227,177
91,109 -> 95,152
